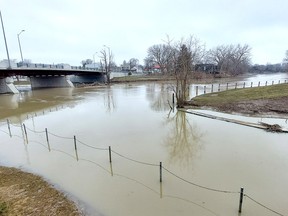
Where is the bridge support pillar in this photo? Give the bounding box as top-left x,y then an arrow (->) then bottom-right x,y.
0,78 -> 19,94
29,76 -> 74,89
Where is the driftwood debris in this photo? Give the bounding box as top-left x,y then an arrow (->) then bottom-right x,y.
180,109 -> 288,133
259,122 -> 283,132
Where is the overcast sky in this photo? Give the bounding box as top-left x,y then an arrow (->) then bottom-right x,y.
1,0 -> 287,66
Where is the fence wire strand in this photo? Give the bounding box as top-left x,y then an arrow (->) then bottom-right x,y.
76,139 -> 108,151
163,166 -> 239,194
111,150 -> 158,167
244,194 -> 286,216
10,123 -> 22,128
25,126 -> 45,134
48,131 -> 74,140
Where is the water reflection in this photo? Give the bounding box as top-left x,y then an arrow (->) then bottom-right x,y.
0,88 -> 80,123
104,86 -> 116,113
164,111 -> 204,167
146,83 -> 172,112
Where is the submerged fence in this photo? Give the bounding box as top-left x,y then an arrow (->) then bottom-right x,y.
1,119 -> 287,216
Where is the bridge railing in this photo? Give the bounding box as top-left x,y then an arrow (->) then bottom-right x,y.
16,63 -> 103,72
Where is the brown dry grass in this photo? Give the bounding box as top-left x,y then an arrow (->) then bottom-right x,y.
0,166 -> 82,216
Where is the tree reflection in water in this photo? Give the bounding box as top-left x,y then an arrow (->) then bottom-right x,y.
165,110 -> 204,167
146,83 -> 171,112
104,86 -> 116,113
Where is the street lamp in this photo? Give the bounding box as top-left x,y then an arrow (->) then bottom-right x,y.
17,29 -> 25,64
103,45 -> 110,54
0,10 -> 11,69
93,52 -> 97,69
103,44 -> 111,66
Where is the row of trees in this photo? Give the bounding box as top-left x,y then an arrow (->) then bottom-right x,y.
143,36 -> 252,106
145,38 -> 252,76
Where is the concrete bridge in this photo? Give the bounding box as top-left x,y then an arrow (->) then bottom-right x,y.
0,67 -> 106,94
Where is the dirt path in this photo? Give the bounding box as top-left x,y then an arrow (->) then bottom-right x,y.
0,166 -> 82,216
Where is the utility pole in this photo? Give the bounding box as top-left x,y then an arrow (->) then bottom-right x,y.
0,10 -> 11,69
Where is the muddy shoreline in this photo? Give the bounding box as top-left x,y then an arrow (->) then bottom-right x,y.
186,96 -> 288,118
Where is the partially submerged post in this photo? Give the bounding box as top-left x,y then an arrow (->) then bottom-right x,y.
159,162 -> 162,183
45,128 -> 51,151
23,123 -> 28,143
109,146 -> 112,163
6,119 -> 11,137
238,187 -> 244,213
74,135 -> 79,161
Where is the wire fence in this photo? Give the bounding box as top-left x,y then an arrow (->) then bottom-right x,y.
0,120 -> 287,216
193,79 -> 288,97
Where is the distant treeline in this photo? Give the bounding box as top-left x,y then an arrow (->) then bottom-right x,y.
249,63 -> 288,73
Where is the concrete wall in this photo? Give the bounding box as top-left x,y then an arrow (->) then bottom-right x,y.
29,76 -> 74,89
0,78 -> 19,94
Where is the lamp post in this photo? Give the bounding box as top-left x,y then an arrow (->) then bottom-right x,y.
103,45 -> 110,55
0,10 -> 11,69
17,30 -> 25,64
103,44 -> 111,68
93,52 -> 97,69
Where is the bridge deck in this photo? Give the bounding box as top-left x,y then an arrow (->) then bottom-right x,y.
0,68 -> 104,78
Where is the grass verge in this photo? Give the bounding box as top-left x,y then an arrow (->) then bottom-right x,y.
0,202 -> 8,215
191,83 -> 288,106
187,83 -> 288,116
111,74 -> 174,82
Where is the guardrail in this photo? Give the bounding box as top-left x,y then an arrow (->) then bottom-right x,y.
16,63 -> 103,71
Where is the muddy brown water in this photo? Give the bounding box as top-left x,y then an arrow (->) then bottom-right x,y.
0,73 -> 288,216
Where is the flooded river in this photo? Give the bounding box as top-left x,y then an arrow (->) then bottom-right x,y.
0,73 -> 288,216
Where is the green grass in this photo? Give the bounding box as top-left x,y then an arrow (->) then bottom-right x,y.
192,83 -> 288,106
0,202 -> 8,215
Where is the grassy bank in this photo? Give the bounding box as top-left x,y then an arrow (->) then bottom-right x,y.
188,83 -> 288,116
0,166 -> 81,216
111,74 -> 175,83
190,83 -> 288,106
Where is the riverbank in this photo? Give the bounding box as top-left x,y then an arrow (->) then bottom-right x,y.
111,74 -> 175,83
110,72 -> 221,83
186,83 -> 288,117
0,166 -> 82,216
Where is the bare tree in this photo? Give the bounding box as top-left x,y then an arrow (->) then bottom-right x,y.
144,56 -> 154,71
166,36 -> 205,107
283,50 -> 288,72
81,59 -> 93,68
284,50 -> 288,61
146,44 -> 173,74
174,44 -> 192,106
207,44 -> 251,75
129,58 -> 139,70
99,47 -> 114,84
